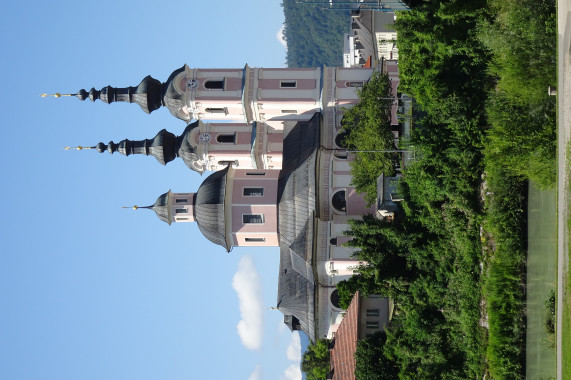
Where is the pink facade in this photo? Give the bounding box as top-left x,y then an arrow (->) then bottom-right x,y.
347,188 -> 376,216
257,79 -> 317,90
230,170 -> 280,247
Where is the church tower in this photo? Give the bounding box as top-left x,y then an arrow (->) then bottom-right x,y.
75,118 -> 282,173
52,64 -> 374,124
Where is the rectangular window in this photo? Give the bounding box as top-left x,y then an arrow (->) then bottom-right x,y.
177,218 -> 189,221
204,80 -> 224,90
243,214 -> 264,224
205,107 -> 228,114
280,81 -> 297,88
366,309 -> 380,317
243,188 -> 264,197
175,208 -> 187,214
245,237 -> 266,242
366,321 -> 379,329
281,110 -> 298,114
246,172 -> 265,176
175,199 -> 187,203
346,81 -> 364,87
216,134 -> 235,144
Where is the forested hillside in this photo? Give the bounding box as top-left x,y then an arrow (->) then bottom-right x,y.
282,0 -> 348,67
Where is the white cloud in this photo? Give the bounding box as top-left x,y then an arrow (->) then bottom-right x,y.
277,319 -> 288,335
247,365 -> 263,380
276,24 -> 287,49
232,255 -> 264,350
282,364 -> 302,380
286,332 -> 302,361
282,332 -> 303,380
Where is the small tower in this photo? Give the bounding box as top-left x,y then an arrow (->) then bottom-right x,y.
134,166 -> 281,251
134,191 -> 196,225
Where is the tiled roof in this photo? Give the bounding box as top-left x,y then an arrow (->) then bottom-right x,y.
330,292 -> 360,380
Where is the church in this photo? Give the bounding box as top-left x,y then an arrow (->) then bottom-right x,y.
56,63 -> 399,342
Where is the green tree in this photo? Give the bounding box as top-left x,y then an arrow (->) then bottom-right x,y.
355,332 -> 398,380
339,72 -> 397,204
301,339 -> 331,380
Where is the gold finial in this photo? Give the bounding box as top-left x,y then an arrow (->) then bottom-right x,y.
64,146 -> 93,151
121,205 -> 139,210
268,306 -> 278,310
41,93 -> 73,98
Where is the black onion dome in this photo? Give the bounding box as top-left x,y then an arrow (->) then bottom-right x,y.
94,129 -> 177,165
162,65 -> 190,122
76,75 -> 163,114
194,167 -> 230,251
150,191 -> 171,224
92,122 -> 203,172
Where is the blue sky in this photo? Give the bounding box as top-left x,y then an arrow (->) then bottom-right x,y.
0,1 -> 309,379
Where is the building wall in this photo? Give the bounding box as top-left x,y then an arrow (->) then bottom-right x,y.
357,295 -> 391,339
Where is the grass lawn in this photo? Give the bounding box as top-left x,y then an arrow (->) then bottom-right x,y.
526,183 -> 557,379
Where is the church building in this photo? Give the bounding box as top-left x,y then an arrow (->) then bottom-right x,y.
57,63 -> 398,342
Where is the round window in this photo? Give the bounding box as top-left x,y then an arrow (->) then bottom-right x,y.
330,289 -> 342,309
332,190 -> 346,213
334,130 -> 349,149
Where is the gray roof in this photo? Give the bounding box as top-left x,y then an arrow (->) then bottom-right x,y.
276,112 -> 321,341
194,167 -> 230,251
277,219 -> 316,340
278,112 -> 320,243
176,121 -> 202,172
151,191 -> 171,224
162,65 -> 190,122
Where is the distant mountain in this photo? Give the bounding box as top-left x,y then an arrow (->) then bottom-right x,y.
282,0 -> 349,67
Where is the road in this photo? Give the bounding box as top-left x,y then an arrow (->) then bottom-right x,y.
557,1 -> 571,379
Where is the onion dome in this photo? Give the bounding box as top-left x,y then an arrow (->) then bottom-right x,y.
85,120 -> 204,172
129,191 -> 173,225
75,75 -> 163,114
53,65 -> 191,122
194,167 -> 230,251
147,191 -> 172,225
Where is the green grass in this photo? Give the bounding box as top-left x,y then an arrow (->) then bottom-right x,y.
525,183 -> 557,379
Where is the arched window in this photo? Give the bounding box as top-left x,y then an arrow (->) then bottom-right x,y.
330,237 -> 338,246
332,190 -> 346,213
204,80 -> 224,90
216,134 -> 235,144
330,289 -> 342,309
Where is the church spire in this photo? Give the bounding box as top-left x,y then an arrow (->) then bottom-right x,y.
73,75 -> 163,114
68,121 -> 205,172
43,65 -> 192,121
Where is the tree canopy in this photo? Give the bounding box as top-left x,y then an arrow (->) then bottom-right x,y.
301,339 -> 330,380
339,72 -> 397,204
